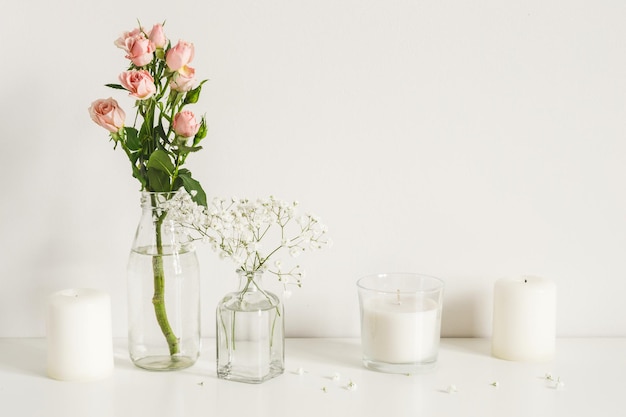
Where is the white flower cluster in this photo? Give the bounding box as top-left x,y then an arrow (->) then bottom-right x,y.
164,190 -> 330,288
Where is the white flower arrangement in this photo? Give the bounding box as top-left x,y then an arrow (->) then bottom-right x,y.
165,190 -> 331,288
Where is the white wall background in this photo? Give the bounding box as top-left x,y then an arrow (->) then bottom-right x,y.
1,0 -> 624,338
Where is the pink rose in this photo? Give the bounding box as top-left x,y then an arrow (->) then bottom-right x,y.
166,40 -> 194,71
125,36 -> 155,67
169,66 -> 196,92
119,70 -> 156,99
114,28 -> 142,51
89,98 -> 126,133
149,23 -> 167,49
172,111 -> 200,138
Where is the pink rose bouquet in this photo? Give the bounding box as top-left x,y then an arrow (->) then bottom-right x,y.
89,21 -> 208,206
88,21 -> 210,361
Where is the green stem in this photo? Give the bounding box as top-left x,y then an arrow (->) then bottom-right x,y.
229,273 -> 281,352
151,194 -> 180,356
218,305 -> 230,351
269,306 -> 280,349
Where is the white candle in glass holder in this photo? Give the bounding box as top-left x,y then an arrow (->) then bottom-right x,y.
47,288 -> 114,381
361,293 -> 439,364
491,276 -> 556,362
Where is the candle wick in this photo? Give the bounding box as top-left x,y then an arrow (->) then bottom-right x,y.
524,279 -> 528,283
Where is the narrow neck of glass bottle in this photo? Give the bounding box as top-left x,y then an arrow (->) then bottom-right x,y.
135,191 -> 192,251
237,271 -> 264,293
141,192 -> 172,213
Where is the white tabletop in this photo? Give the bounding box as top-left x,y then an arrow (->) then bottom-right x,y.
0,338 -> 623,417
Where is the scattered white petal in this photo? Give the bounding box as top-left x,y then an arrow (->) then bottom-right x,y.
321,386 -> 328,393
491,381 -> 499,388
295,367 -> 305,375
446,384 -> 458,394
332,372 -> 341,381
347,380 -> 358,391
545,373 -> 554,381
554,377 -> 565,390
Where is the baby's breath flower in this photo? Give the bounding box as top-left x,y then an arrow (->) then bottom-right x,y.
446,385 -> 458,394
165,191 -> 330,289
545,375 -> 565,390
554,377 -> 565,390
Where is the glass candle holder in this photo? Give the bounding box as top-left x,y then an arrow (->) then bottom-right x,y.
357,273 -> 444,374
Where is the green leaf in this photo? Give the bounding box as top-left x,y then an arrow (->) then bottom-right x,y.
129,151 -> 140,164
125,127 -> 141,151
146,149 -> 175,175
139,123 -> 151,143
130,163 -> 147,189
178,145 -> 203,154
156,122 -> 168,144
147,168 -> 170,192
105,83 -> 126,90
175,169 -> 207,207
146,149 -> 175,192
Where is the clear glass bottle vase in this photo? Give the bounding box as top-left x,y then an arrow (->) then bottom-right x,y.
127,192 -> 201,371
216,270 -> 285,383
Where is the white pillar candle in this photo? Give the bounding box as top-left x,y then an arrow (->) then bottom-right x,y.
362,295 -> 439,364
47,288 -> 114,381
491,276 -> 556,362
